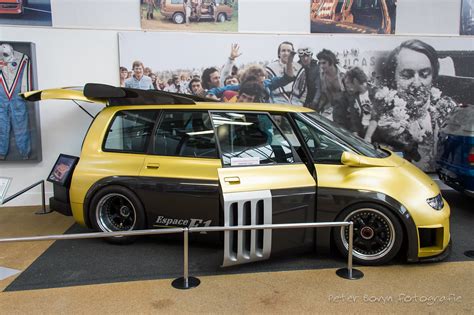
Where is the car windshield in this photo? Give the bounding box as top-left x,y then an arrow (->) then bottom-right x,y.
303,112 -> 389,158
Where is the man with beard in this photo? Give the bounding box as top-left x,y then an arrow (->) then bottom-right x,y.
365,39 -> 457,171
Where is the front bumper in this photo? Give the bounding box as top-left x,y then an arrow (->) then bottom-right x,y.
405,197 -> 451,262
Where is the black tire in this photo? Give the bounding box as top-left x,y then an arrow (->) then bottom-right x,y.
217,12 -> 226,22
89,185 -> 146,245
333,203 -> 403,265
173,12 -> 185,24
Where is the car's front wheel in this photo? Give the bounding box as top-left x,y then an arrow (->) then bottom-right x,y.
333,203 -> 403,265
173,12 -> 185,24
89,185 -> 146,244
217,13 -> 226,22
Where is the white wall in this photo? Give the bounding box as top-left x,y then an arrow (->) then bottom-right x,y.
52,0 -> 141,30
0,27 -> 119,206
0,0 -> 467,206
396,0 -> 462,35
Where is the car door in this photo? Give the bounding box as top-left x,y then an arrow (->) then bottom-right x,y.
211,111 -> 317,267
138,110 -> 222,242
272,112 -> 356,252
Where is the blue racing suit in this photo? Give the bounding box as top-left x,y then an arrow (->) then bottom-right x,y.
0,53 -> 31,160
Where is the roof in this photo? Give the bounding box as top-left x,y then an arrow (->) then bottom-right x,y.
107,102 -> 314,113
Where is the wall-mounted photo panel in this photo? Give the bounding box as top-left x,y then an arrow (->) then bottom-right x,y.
119,32 -> 474,172
0,0 -> 52,26
141,0 -> 238,32
461,0 -> 474,35
0,41 -> 41,162
311,0 -> 396,34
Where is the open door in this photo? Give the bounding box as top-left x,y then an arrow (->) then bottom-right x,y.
211,112 -> 316,267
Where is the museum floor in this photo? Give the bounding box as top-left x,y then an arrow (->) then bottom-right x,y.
0,190 -> 473,313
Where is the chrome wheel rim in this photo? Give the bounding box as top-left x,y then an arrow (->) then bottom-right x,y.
341,208 -> 395,261
96,193 -> 137,232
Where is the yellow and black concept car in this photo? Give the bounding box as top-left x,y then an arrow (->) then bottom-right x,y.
22,83 -> 451,266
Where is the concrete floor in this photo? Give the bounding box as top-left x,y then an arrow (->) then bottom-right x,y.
0,206 -> 473,313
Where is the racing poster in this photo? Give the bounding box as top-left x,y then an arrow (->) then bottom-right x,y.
118,32 -> 474,172
310,0 -> 397,34
141,0 -> 238,32
0,0 -> 52,27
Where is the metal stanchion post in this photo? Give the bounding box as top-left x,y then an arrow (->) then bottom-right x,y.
336,222 -> 364,280
35,180 -> 52,215
172,228 -> 200,289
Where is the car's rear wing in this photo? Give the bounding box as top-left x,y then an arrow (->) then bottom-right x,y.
21,87 -> 108,105
21,83 -> 218,106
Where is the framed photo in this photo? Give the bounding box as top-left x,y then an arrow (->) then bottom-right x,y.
461,0 -> 474,35
141,0 -> 238,33
0,41 -> 41,162
0,1 -> 52,27
310,0 -> 397,34
47,154 -> 79,187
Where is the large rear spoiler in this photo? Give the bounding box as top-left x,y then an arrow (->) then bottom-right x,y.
21,83 -> 218,106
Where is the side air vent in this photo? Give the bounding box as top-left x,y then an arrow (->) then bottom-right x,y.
222,190 -> 272,267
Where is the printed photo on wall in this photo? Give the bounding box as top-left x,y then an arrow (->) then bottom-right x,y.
0,41 -> 42,162
461,0 -> 474,35
0,0 -> 52,26
141,0 -> 238,32
118,32 -> 473,172
311,0 -> 397,34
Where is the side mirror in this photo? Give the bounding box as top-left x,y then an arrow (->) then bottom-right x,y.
341,151 -> 398,168
341,151 -> 362,167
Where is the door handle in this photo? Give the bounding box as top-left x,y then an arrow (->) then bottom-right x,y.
146,163 -> 160,169
224,176 -> 240,184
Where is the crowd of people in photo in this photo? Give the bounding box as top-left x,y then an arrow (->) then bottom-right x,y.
120,39 -> 459,171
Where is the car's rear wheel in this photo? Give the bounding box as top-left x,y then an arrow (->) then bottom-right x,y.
173,12 -> 185,24
217,13 -> 226,22
333,203 -> 403,265
90,185 -> 146,244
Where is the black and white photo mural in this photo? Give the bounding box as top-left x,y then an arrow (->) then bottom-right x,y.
119,32 -> 474,172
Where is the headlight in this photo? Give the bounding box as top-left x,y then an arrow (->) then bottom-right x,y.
426,194 -> 444,210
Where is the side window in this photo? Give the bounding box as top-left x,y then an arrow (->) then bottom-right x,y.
271,114 -> 301,147
211,112 -> 297,166
152,111 -> 218,158
104,110 -> 158,153
171,0 -> 183,4
294,116 -> 349,164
